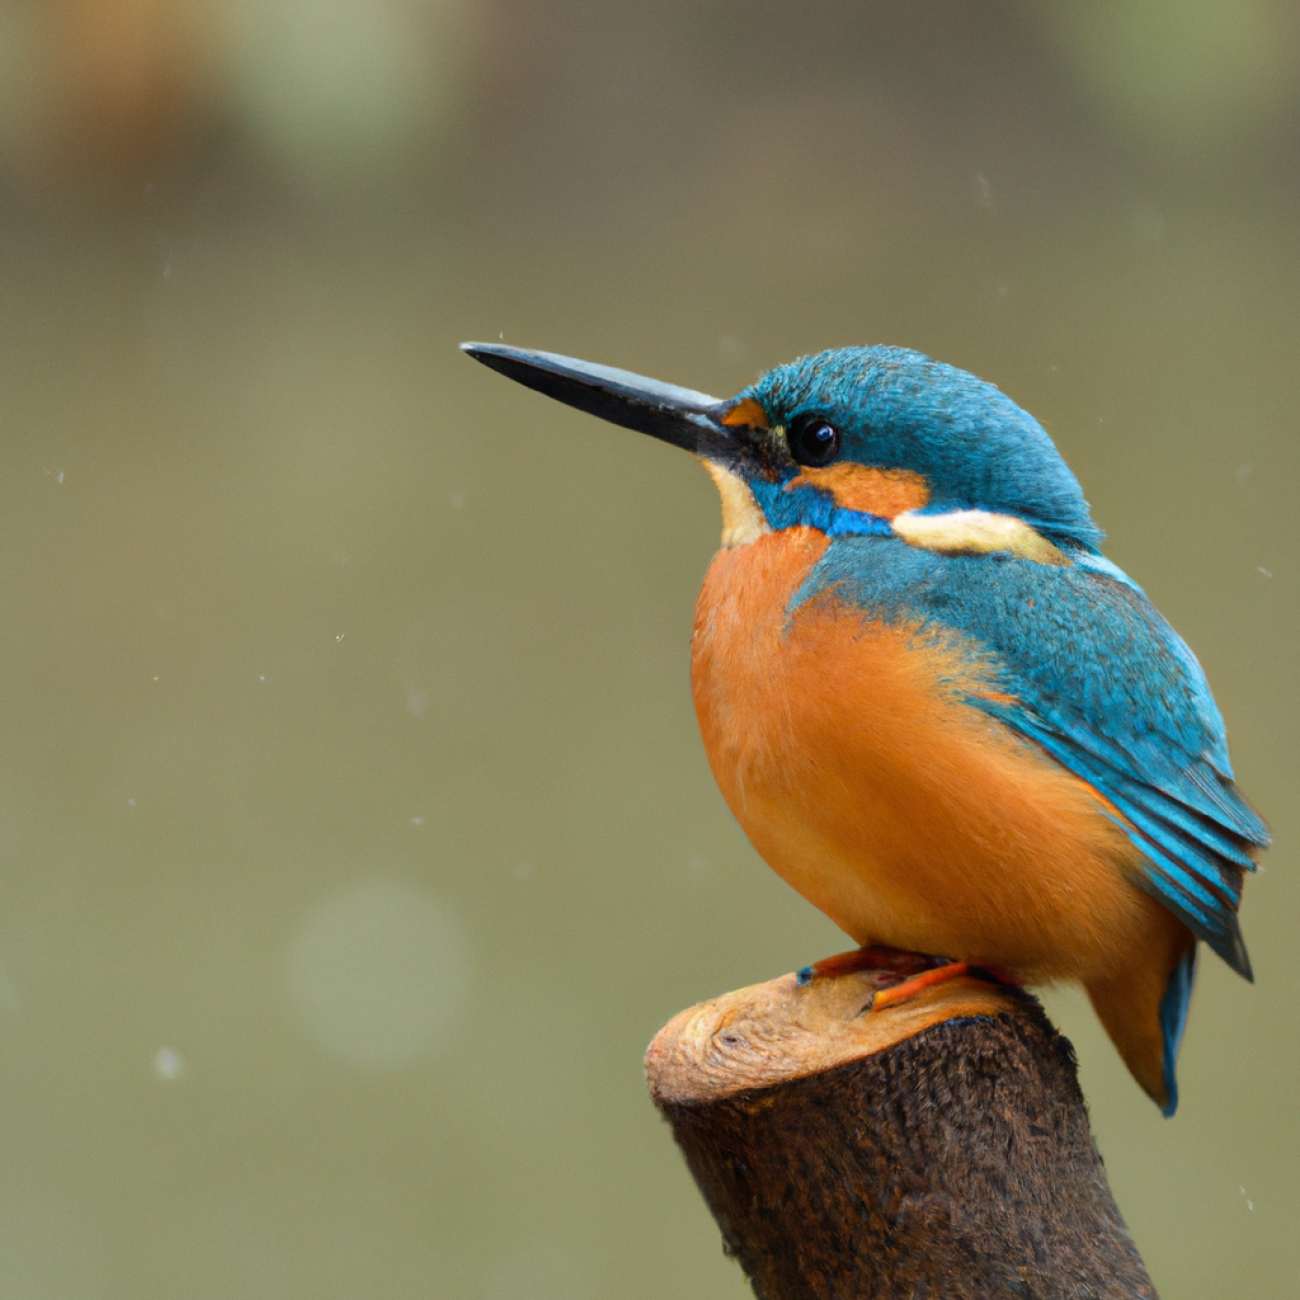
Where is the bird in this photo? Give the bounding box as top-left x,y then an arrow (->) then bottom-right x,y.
461,339 -> 1268,1115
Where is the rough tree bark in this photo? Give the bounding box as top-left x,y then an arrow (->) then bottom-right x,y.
645,950 -> 1157,1300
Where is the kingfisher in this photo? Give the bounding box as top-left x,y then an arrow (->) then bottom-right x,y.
461,340 -> 1268,1115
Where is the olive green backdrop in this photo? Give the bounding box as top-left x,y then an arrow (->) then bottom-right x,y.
0,2 -> 1294,1296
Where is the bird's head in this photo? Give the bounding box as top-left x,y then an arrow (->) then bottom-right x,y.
461,343 -> 1102,562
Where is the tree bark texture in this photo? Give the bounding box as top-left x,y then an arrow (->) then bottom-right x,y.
646,951 -> 1156,1300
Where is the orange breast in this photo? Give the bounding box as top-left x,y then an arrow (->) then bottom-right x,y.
689,528 -> 1169,986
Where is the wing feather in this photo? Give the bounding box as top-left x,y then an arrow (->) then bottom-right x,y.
795,538 -> 1269,976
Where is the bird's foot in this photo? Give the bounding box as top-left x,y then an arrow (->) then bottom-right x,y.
870,960 -> 1024,1011
796,945 -> 952,987
869,960 -> 972,1010
795,946 -> 1024,1010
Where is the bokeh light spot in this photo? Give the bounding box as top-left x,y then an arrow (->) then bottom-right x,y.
287,880 -> 470,1068
153,1046 -> 186,1081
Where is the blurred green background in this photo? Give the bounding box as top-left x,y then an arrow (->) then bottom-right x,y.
0,1 -> 1295,1296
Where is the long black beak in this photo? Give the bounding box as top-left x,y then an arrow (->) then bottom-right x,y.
460,342 -> 744,461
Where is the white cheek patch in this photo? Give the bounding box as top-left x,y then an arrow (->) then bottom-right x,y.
892,508 -> 1071,566
703,461 -> 772,548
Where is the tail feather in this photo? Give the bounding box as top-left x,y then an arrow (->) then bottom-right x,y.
1086,906 -> 1198,1115
1158,945 -> 1199,1117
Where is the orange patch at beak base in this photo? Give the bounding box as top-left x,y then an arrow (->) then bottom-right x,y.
721,397 -> 770,430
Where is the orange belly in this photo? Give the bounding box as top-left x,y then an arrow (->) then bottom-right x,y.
690,527 -> 1174,987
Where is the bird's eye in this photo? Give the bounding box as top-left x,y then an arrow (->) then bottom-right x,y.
788,415 -> 841,467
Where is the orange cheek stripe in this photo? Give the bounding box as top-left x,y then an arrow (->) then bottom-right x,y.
790,465 -> 930,518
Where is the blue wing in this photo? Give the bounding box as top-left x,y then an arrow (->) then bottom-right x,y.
794,538 -> 1269,978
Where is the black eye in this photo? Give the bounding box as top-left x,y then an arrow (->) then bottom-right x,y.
788,414 -> 841,467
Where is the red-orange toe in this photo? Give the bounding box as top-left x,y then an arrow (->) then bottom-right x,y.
798,946 -> 949,987
870,960 -> 973,1010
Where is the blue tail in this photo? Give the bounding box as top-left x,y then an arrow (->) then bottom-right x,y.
1159,946 -> 1199,1117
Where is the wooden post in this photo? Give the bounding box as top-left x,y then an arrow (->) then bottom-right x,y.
646,951 -> 1157,1300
